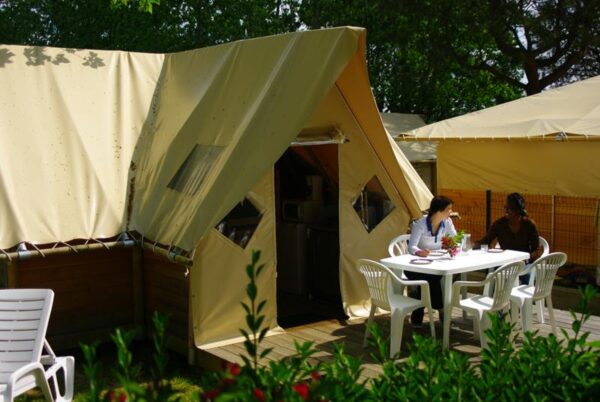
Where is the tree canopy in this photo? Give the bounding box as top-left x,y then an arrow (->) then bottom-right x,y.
1,0 -> 598,121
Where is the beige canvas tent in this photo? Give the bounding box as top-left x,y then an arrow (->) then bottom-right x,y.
381,113 -> 437,192
0,27 -> 432,352
401,75 -> 600,197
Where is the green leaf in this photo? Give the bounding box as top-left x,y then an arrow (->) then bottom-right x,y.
258,328 -> 269,342
256,300 -> 267,314
255,315 -> 265,330
243,340 -> 255,355
588,340 -> 600,349
245,315 -> 256,331
259,347 -> 273,359
247,283 -> 257,300
240,355 -> 251,367
252,249 -> 261,264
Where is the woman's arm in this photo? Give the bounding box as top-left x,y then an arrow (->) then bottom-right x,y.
408,220 -> 429,256
474,221 -> 498,249
446,218 -> 457,237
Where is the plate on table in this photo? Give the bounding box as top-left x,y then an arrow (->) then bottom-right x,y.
428,250 -> 447,257
487,248 -> 505,253
410,258 -> 433,265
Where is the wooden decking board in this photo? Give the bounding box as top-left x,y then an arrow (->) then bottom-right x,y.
200,308 -> 600,381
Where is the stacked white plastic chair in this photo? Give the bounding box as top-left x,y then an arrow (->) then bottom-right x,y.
526,236 -> 550,323
357,259 -> 435,358
451,261 -> 524,349
0,289 -> 74,402
388,234 -> 411,257
510,252 -> 567,336
387,234 -> 411,295
492,236 -> 551,322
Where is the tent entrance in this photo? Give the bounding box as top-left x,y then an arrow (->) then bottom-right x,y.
275,145 -> 346,328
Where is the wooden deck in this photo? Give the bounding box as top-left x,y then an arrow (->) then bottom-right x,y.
201,307 -> 600,383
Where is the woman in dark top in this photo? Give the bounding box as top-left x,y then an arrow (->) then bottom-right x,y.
475,193 -> 542,283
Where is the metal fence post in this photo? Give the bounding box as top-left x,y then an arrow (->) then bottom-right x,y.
486,190 -> 492,232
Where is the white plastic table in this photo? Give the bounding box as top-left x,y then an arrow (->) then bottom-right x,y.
380,249 -> 529,348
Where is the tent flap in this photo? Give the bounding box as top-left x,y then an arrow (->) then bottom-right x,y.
130,27 -> 363,251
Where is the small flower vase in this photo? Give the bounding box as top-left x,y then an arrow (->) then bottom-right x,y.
447,247 -> 459,259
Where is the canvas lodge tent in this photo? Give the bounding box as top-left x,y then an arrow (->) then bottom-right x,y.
0,27 -> 432,360
399,75 -> 600,274
381,112 -> 436,193
400,75 -> 600,198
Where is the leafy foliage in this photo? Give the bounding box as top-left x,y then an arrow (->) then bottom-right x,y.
425,0 -> 600,95
2,1 -> 598,122
79,341 -> 104,402
78,311 -> 175,401
77,251 -> 600,401
111,0 -> 161,14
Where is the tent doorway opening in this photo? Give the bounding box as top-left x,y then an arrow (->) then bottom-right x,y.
275,145 -> 346,328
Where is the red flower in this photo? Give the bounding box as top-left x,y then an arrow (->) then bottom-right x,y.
222,377 -> 235,386
253,388 -> 266,401
228,363 -> 241,376
293,382 -> 310,400
310,371 -> 321,381
203,389 -> 221,401
118,393 -> 127,402
107,391 -> 116,402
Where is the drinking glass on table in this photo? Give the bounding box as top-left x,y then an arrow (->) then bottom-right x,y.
481,244 -> 489,252
462,234 -> 472,254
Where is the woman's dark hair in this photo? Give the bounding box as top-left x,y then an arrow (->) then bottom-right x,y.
506,192 -> 528,216
427,195 -> 453,217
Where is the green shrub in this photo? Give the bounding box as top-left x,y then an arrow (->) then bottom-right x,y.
81,250 -> 600,401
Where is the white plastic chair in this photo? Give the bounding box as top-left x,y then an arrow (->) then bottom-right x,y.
451,261 -> 524,349
519,236 -> 551,323
0,289 -> 75,402
510,252 -> 567,336
539,236 -> 550,257
357,259 -> 435,358
387,234 -> 411,295
388,234 -> 410,257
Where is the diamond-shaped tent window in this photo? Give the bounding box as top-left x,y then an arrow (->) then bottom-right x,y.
352,176 -> 395,233
215,198 -> 262,249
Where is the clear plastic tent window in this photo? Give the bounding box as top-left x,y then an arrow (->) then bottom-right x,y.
214,198 -> 262,249
167,144 -> 224,195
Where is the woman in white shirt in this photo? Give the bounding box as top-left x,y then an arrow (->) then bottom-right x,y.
406,195 -> 456,326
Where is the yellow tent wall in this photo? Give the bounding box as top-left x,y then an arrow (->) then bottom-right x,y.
190,83 -> 419,347
438,140 -> 600,198
0,46 -> 163,248
190,51 -> 431,347
192,171 -> 278,347
404,75 -> 600,198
